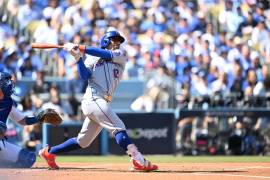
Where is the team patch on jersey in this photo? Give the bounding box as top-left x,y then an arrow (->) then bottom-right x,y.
113,50 -> 122,57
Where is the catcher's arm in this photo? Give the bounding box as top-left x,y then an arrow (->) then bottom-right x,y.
8,106 -> 35,125
9,106 -> 62,126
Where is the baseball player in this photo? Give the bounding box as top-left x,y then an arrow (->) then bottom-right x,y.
39,30 -> 158,171
0,72 -> 62,168
0,71 -> 36,168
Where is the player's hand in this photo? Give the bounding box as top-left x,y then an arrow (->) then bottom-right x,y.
63,43 -> 78,51
63,43 -> 82,61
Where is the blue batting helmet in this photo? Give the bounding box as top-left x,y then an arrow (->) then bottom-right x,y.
0,72 -> 14,97
100,31 -> 125,49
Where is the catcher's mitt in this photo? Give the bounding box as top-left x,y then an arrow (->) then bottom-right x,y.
37,108 -> 62,126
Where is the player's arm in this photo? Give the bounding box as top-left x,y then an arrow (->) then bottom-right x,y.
64,43 -> 123,61
84,47 -> 126,65
8,106 -> 39,126
63,43 -> 95,80
9,106 -> 62,126
84,46 -> 113,59
76,57 -> 92,80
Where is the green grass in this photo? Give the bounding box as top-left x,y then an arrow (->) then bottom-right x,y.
37,155 -> 270,163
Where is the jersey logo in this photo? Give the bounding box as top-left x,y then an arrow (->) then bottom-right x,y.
113,68 -> 120,78
113,51 -> 121,57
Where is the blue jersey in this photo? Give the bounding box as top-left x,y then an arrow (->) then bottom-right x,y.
0,97 -> 13,124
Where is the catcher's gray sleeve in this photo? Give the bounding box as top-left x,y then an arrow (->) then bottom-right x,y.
8,106 -> 25,123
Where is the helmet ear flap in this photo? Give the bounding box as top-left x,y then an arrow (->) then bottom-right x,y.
101,36 -> 110,49
103,37 -> 110,47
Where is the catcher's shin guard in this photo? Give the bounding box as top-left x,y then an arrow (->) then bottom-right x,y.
39,146 -> 59,169
16,149 -> 36,168
0,142 -> 36,168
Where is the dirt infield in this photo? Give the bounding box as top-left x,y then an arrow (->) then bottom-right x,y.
1,162 -> 270,180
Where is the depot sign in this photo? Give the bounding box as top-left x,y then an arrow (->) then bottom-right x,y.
127,128 -> 169,140
108,112 -> 176,154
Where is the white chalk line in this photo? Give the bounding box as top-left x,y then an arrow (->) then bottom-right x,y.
224,166 -> 270,171
193,173 -> 270,179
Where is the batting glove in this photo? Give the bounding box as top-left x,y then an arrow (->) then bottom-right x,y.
63,43 -> 82,60
63,43 -> 78,51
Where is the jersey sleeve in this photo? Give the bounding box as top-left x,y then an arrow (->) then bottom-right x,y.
8,106 -> 25,123
77,58 -> 92,80
84,55 -> 100,68
111,49 -> 127,66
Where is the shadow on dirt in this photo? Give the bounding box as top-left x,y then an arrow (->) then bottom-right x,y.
153,170 -> 246,173
32,167 -> 246,173
32,167 -> 106,171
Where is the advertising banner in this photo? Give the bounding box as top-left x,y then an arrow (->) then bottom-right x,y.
108,112 -> 176,154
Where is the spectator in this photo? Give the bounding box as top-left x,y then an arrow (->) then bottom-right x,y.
218,0 -> 242,34
41,84 -> 73,121
17,40 -> 43,75
210,71 -> 229,94
190,69 -> 211,96
131,65 -> 174,111
123,55 -> 142,79
67,93 -> 81,121
19,55 -> 37,78
33,6 -> 58,44
236,10 -> 257,36
250,51 -> 263,81
5,47 -> 19,74
17,0 -> 40,30
24,124 -> 42,153
227,36 -> 244,63
20,94 -> 42,152
230,79 -> 244,103
32,70 -> 50,94
254,75 -> 270,96
251,17 -> 269,51
243,68 -> 258,97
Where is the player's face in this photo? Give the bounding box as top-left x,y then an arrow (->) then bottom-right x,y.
107,38 -> 121,50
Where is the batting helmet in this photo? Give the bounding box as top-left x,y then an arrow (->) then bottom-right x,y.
0,72 -> 14,98
100,31 -> 125,49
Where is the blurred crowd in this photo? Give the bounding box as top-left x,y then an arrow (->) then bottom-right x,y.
1,0 -> 270,153
0,0 -> 270,109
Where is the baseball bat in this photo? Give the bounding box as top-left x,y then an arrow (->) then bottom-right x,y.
31,43 -> 86,53
31,43 -> 63,49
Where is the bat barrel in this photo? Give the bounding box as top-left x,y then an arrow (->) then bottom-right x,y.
31,43 -> 85,54
31,43 -> 63,49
